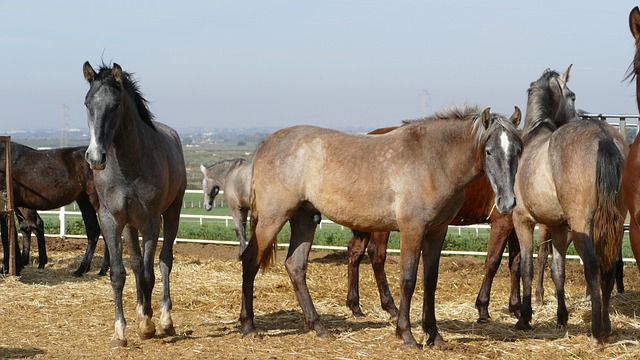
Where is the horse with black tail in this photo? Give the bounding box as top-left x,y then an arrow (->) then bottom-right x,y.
513,65 -> 627,347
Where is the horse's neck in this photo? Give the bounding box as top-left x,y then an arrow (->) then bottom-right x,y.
110,113 -> 151,173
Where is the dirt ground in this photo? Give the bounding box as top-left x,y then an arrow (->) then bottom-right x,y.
1,236 -> 640,359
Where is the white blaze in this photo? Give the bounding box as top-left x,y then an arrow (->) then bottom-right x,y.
500,131 -> 510,157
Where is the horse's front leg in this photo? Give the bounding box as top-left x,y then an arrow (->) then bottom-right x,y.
535,224 -> 552,305
100,211 -> 127,347
368,231 -> 398,318
475,215 -> 510,323
421,226 -> 448,348
135,220 -> 161,340
346,230 -> 370,317
285,210 -> 331,338
232,207 -> 248,259
74,194 -> 102,276
395,228 -> 424,349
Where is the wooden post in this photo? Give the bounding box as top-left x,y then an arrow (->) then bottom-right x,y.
1,136 -> 17,275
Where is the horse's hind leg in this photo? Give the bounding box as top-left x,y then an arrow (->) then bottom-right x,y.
368,231 -> 398,318
73,193 -> 102,276
158,197 -> 183,337
629,213 -> 640,274
346,230 -> 370,317
34,212 -> 47,269
571,229 -> 606,346
535,224 -> 552,305
240,211 -> 288,338
285,209 -> 332,338
614,249 -> 624,293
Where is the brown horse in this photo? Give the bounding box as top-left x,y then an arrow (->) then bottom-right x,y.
0,143 -> 105,276
513,66 -> 627,347
241,105 -> 522,349
346,126 -> 521,324
622,6 -> 640,274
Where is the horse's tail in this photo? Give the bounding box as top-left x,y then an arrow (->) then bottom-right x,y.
593,135 -> 625,271
243,143 -> 276,273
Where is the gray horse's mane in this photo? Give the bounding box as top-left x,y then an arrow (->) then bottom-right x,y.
402,104 -> 520,153
205,158 -> 248,172
521,69 -> 561,140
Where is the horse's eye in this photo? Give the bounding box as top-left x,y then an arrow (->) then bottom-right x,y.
486,149 -> 492,156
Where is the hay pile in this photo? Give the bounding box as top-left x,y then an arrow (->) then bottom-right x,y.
1,237 -> 639,359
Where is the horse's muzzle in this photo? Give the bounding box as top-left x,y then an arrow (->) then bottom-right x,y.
85,149 -> 107,170
495,196 -> 516,214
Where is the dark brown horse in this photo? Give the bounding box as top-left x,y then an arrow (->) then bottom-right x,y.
241,105 -> 522,349
346,126 -> 521,323
0,143 -> 106,276
622,6 -> 640,274
83,62 -> 187,347
513,66 -> 627,347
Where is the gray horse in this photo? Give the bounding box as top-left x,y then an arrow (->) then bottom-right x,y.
83,62 -> 187,348
201,158 -> 252,257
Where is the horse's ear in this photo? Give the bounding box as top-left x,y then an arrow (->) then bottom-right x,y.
630,6 -> 640,43
559,64 -> 572,85
510,106 -> 521,128
481,107 -> 492,129
200,164 -> 207,174
83,61 -> 96,83
112,63 -> 123,84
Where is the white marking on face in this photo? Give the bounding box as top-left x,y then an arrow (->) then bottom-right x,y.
500,131 -> 510,157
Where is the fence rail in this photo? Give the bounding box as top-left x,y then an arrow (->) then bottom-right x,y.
27,114 -> 640,264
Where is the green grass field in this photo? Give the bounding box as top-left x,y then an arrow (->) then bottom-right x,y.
15,137 -> 637,262
39,195 -> 637,261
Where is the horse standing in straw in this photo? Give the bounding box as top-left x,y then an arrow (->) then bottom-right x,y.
622,6 -> 640,274
83,62 -> 187,347
513,66 -> 627,347
241,105 -> 522,349
201,158 -> 252,257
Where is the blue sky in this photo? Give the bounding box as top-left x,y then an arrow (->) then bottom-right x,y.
1,1 -> 639,132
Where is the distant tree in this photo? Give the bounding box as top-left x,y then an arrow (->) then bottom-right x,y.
237,141 -> 246,146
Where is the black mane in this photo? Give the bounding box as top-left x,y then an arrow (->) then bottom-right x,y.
95,63 -> 156,131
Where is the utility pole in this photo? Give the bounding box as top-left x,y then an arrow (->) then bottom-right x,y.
421,90 -> 431,117
60,104 -> 69,147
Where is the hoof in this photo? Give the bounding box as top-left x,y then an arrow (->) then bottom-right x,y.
138,319 -> 156,340
589,335 -> 606,349
110,338 -> 127,348
161,324 -> 176,337
515,319 -> 532,331
351,309 -> 365,318
317,330 -> 335,340
399,340 -> 421,350
387,308 -> 399,320
242,330 -> 262,340
476,317 -> 490,324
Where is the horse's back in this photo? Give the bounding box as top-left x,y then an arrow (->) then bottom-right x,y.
229,162 -> 252,209
543,120 -> 624,222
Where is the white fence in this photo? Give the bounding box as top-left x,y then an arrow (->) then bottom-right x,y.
35,191 -> 636,263
30,115 -> 640,263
